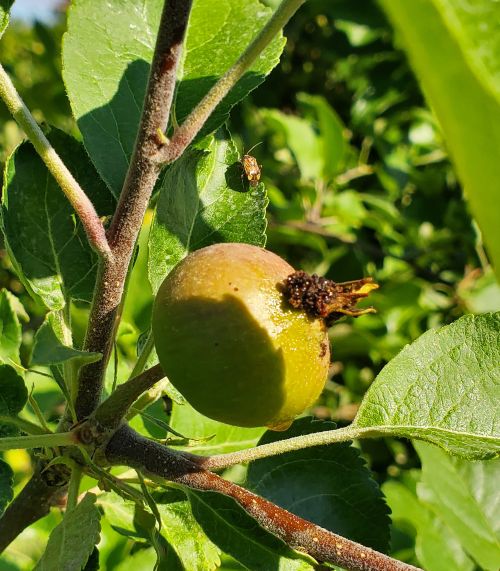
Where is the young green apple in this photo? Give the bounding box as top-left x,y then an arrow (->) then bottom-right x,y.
152,243 -> 330,429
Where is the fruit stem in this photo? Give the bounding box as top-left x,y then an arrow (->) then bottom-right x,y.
93,364 -> 165,429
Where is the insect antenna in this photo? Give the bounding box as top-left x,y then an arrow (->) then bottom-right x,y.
244,141 -> 263,155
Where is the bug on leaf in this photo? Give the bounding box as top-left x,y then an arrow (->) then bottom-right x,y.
241,143 -> 262,187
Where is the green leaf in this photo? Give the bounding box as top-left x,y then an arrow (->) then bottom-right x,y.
415,442 -> 500,570
0,289 -> 22,365
1,129 -> 115,310
0,0 -> 14,38
0,363 -> 28,437
0,458 -> 13,518
247,418 -> 391,553
353,312 -> 500,459
132,504 -> 165,569
83,548 -> 99,571
156,489 -> 220,571
148,130 -> 267,293
379,0 -> 500,280
34,493 -> 101,571
187,489 -> 315,570
63,0 -> 285,197
169,401 -> 265,456
297,93 -> 346,181
261,108 -> 323,181
31,312 -> 101,368
383,479 -> 474,571
97,492 -> 136,538
99,489 -> 220,570
114,549 -> 157,571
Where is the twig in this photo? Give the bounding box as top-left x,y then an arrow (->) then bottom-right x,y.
93,363 -> 165,428
0,64 -> 111,258
105,426 -> 421,571
156,0 -> 306,164
74,0 -> 193,420
335,164 -> 374,185
181,472 -> 418,571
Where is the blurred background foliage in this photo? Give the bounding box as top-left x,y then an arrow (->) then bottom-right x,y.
1,0 -> 499,569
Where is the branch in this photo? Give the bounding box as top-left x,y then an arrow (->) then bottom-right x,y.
74,0 -> 193,420
192,425 -> 379,470
105,426 -> 421,571
156,0 -> 306,164
93,364 -> 165,428
0,464 -> 70,553
0,64 -> 111,259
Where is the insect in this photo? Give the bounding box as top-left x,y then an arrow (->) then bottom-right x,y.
241,143 -> 262,187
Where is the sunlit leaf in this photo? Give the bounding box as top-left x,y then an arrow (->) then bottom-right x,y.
0,289 -> 22,365
353,312 -> 500,459
63,0 -> 285,197
416,442 -> 500,570
380,0 -> 500,280
31,312 -> 101,368
148,130 -> 266,293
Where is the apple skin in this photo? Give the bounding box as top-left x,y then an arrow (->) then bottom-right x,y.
152,243 -> 330,429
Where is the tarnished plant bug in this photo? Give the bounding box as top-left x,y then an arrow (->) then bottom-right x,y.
241,142 -> 262,186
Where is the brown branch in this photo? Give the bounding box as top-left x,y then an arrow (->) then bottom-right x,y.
93,364 -> 165,429
74,0 -> 193,420
105,426 -> 421,571
0,464 -> 69,553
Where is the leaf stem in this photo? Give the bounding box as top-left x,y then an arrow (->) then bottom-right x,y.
130,329 -> 155,379
0,64 -> 111,258
0,415 -> 49,435
157,0 -> 306,164
28,393 -> 52,434
66,465 -> 82,511
59,306 -> 77,403
0,431 -> 76,451
193,426 -> 361,469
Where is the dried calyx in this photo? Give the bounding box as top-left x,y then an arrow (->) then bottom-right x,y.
283,270 -> 378,326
